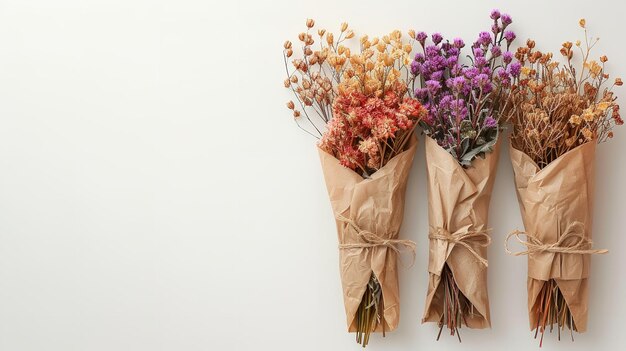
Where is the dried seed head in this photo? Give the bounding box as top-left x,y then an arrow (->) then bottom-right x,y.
600,55 -> 608,63
616,77 -> 623,86
408,29 -> 416,39
318,29 -> 326,37
345,30 -> 355,39
306,19 -> 315,28
527,39 -> 535,49
283,79 -> 291,88
326,32 -> 334,45
290,75 -> 298,83
340,22 -> 348,32
293,110 -> 301,118
579,18 -> 586,28
286,49 -> 293,57
284,41 -> 292,49
286,101 -> 295,109
298,33 -> 306,42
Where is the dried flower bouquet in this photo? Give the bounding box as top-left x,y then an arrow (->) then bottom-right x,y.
506,19 -> 620,345
409,10 -> 519,340
283,19 -> 425,347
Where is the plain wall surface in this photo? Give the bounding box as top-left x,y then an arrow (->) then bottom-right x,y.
0,0 -> 624,350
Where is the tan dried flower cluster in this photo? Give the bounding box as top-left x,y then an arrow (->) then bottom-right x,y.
283,19 -> 356,137
509,20 -> 622,168
283,19 -> 416,139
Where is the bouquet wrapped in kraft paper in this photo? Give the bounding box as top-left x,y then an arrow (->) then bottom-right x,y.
505,19 -> 620,344
508,141 -> 607,337
407,10 -> 519,340
282,20 -> 426,346
422,137 -> 499,333
319,136 -> 417,336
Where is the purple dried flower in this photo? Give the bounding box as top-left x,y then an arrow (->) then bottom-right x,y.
502,51 -> 513,64
453,37 -> 465,48
410,61 -> 420,75
473,73 -> 490,89
478,31 -> 492,46
415,88 -> 429,99
473,47 -> 485,57
416,31 -> 428,44
425,45 -> 440,57
501,14 -> 512,26
491,23 -> 501,34
464,67 -> 479,79
508,61 -> 521,77
432,33 -> 443,45
491,46 -> 502,57
490,9 -> 501,20
504,30 -> 516,43
426,80 -> 442,94
475,56 -> 488,67
447,47 -> 460,57
449,76 -> 466,92
431,70 -> 444,81
446,56 -> 458,68
484,116 -> 497,128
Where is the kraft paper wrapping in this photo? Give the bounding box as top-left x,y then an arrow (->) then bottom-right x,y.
422,136 -> 500,329
510,141 -> 597,332
318,135 -> 417,333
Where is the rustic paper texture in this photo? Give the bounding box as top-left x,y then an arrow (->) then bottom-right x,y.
510,141 -> 597,332
422,137 -> 500,329
318,136 -> 417,333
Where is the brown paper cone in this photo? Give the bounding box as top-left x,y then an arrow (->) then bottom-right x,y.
318,135 -> 417,332
422,137 -> 500,329
510,141 -> 597,332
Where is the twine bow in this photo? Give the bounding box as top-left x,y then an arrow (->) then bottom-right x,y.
505,221 -> 608,256
428,227 -> 492,267
336,213 -> 417,266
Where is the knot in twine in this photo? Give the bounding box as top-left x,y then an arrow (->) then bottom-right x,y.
428,227 -> 492,267
505,221 -> 608,256
336,214 -> 416,267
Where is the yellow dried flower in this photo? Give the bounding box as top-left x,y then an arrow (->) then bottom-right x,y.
582,110 -> 594,122
408,29 -> 416,39
579,18 -> 586,28
326,32 -> 334,46
582,128 -> 593,139
598,102 -> 611,111
569,115 -> 582,125
340,22 -> 348,32
345,30 -> 355,39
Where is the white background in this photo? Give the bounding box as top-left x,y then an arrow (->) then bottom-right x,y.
0,0 -> 624,350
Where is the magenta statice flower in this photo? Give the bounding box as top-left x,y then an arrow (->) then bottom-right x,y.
504,30 -> 516,43
409,9 -> 518,165
501,14 -> 512,25
416,31 -> 428,44
431,33 -> 443,45
484,116 -> 498,128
